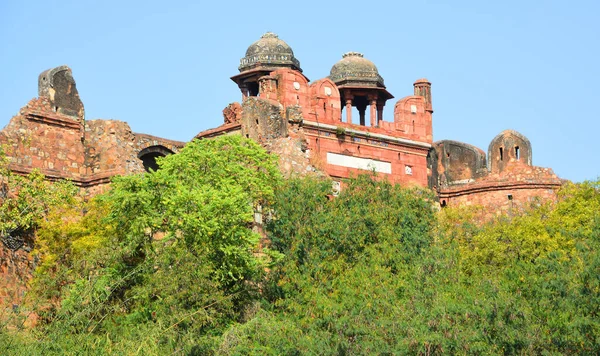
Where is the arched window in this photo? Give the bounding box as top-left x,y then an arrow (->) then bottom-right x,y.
137,145 -> 174,172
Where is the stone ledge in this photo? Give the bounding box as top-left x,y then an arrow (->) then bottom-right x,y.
25,110 -> 81,131
133,133 -> 186,148
439,180 -> 562,198
8,164 -> 123,188
302,120 -> 432,149
195,123 -> 242,139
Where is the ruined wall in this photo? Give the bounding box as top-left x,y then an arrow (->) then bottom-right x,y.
431,140 -> 487,187
38,65 -> 85,120
241,97 -> 287,143
85,120 -> 143,178
0,66 -> 187,311
1,66 -> 185,192
1,98 -> 86,181
0,241 -> 35,312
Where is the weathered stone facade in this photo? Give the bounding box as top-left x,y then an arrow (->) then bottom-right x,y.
197,32 -> 563,211
432,131 -> 562,217
1,66 -> 185,195
202,33 -> 435,188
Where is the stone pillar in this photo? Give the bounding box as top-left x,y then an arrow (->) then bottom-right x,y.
377,104 -> 384,124
357,104 -> 366,126
240,84 -> 248,101
345,99 -> 352,124
370,99 -> 377,127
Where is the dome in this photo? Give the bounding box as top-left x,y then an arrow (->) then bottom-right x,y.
329,52 -> 384,88
238,32 -> 302,73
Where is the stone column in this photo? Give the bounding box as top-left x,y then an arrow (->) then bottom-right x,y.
345,99 -> 353,124
377,104 -> 384,124
240,84 -> 248,101
357,104 -> 366,126
370,99 -> 377,127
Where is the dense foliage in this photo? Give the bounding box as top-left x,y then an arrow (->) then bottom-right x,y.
0,136 -> 599,355
0,148 -> 78,251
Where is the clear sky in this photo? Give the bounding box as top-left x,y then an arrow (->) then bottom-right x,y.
1,0 -> 598,182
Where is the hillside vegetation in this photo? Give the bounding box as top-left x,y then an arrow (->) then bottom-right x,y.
1,135 -> 599,355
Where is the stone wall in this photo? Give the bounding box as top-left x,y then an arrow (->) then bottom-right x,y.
0,243 -> 35,312
241,97 -> 287,143
439,161 -> 562,218
2,97 -> 86,180
302,121 -> 430,186
489,130 -> 532,173
1,66 -> 185,192
431,140 -> 488,187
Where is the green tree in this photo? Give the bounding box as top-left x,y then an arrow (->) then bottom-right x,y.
220,175 -> 440,354
0,147 -> 78,251
25,135 -> 283,354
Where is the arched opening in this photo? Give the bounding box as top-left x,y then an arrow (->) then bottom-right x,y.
137,145 -> 174,172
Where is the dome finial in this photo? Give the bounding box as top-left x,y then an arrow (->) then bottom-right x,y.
343,52 -> 363,58
261,32 -> 278,39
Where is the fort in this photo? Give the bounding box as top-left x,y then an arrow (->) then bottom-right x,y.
0,32 -> 563,211
0,32 -> 565,308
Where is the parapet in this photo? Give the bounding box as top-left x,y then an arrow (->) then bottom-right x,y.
431,140 -> 488,187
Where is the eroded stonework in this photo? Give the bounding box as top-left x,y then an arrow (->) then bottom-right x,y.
1,66 -> 185,196
431,131 -> 562,216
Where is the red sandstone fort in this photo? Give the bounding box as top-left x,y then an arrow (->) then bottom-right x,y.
0,32 -> 566,307
1,32 -> 563,212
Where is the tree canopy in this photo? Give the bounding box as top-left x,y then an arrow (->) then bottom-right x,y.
1,137 -> 599,355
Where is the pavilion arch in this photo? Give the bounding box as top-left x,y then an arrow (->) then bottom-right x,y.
137,145 -> 174,172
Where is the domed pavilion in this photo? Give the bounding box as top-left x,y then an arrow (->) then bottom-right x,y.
329,52 -> 393,126
231,32 -> 304,99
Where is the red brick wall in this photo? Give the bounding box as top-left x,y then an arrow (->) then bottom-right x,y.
1,98 -> 86,180
443,185 -> 559,220
303,126 -> 429,187
393,96 -> 432,143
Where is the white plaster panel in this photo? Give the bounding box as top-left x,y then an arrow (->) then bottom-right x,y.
327,152 -> 392,174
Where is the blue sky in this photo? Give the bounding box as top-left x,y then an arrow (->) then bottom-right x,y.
1,0 -> 598,182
